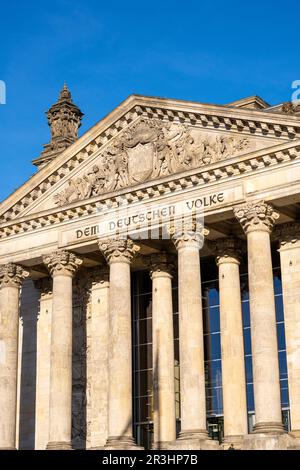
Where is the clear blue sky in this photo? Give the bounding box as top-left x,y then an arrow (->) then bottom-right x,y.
0,0 -> 299,202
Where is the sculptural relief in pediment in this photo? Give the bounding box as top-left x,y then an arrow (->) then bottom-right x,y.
54,118 -> 261,206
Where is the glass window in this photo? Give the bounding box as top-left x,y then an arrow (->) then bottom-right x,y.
280,379 -> 290,408
137,318 -> 152,344
246,384 -> 255,413
245,355 -> 253,384
202,285 -> 219,309
203,306 -> 220,334
243,327 -> 252,356
242,301 -> 250,327
275,294 -> 284,323
134,369 -> 153,398
277,321 -> 286,352
134,293 -> 152,320
173,313 -> 179,340
278,350 -> 288,380
204,333 -> 221,361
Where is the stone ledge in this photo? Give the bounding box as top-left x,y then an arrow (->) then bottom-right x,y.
241,433 -> 294,450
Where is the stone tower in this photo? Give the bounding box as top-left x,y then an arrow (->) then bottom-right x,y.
33,84 -> 83,169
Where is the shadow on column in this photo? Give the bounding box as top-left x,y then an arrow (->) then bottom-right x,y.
71,275 -> 88,449
18,280 -> 39,450
153,333 -> 161,449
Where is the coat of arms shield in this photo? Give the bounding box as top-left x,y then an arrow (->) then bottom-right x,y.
127,142 -> 155,184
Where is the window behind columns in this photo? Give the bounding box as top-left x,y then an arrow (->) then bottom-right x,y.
131,271 -> 180,449
240,245 -> 290,432
131,247 -> 290,449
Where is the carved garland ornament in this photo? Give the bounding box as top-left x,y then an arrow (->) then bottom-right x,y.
43,250 -> 83,276
170,219 -> 209,250
0,263 -> 29,288
55,118 -> 251,206
234,201 -> 279,234
98,238 -> 140,264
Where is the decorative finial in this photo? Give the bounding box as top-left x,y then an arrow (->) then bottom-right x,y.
58,82 -> 72,102
33,85 -> 84,169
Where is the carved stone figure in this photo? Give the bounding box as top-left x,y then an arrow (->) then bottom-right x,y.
55,118 -> 251,206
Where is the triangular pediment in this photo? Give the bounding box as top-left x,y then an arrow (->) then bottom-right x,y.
1,94 -> 300,228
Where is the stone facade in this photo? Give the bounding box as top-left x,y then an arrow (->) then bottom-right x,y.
1,91 -> 300,450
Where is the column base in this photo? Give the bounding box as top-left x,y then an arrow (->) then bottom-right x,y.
253,421 -> 284,434
178,429 -> 209,440
0,447 -> 17,451
288,431 -> 300,450
87,446 -> 106,450
46,441 -> 73,450
104,436 -> 143,450
222,435 -> 245,450
165,431 -> 220,450
242,432 -> 293,450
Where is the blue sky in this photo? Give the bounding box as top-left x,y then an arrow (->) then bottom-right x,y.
0,0 -> 299,202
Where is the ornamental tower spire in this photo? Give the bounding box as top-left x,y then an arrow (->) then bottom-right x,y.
33,84 -> 84,169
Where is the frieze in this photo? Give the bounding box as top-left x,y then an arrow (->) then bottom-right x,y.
1,139 -> 300,240
54,119 -> 251,206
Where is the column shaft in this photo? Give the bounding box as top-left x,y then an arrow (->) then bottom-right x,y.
177,244 -> 207,437
214,242 -> 248,440
0,263 -> 28,450
247,230 -> 282,430
278,228 -> 300,434
99,238 -> 140,449
48,272 -> 73,447
43,250 -> 82,450
0,285 -> 21,449
152,269 -> 176,445
108,261 -> 133,441
234,201 -> 283,434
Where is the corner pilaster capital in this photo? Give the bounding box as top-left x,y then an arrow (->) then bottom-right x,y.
208,237 -> 244,265
273,222 -> 300,249
170,219 -> 209,250
0,263 -> 29,289
234,200 -> 279,234
147,252 -> 175,279
89,265 -> 110,286
34,277 -> 53,298
98,238 -> 140,264
43,250 -> 83,277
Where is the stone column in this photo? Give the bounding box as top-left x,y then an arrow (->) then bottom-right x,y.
234,201 -> 284,434
277,222 -> 300,437
33,278 -> 53,450
171,223 -> 210,445
0,263 -> 29,450
210,237 -> 248,444
149,252 -> 176,448
43,250 -> 82,450
86,267 -> 110,449
99,238 -> 140,449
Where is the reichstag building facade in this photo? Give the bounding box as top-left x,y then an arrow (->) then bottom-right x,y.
0,87 -> 300,450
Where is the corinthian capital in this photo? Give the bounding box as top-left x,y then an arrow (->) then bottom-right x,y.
0,263 -> 29,289
43,250 -> 83,277
148,252 -> 175,278
208,237 -> 244,264
234,201 -> 279,234
170,219 -> 209,250
98,238 -> 140,264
